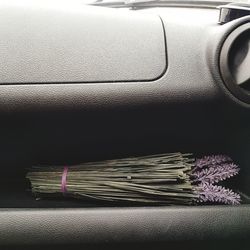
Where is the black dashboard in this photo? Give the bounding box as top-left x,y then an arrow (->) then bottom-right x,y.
0,1 -> 249,249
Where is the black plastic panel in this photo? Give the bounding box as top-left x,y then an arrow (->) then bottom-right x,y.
0,206 -> 249,246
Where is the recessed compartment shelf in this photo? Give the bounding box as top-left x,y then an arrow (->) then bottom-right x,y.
0,121 -> 249,246
1,132 -> 249,208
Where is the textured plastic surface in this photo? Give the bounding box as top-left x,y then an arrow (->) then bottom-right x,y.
0,206 -> 249,245
0,8 -> 248,167
0,1 -> 166,83
0,4 -> 249,248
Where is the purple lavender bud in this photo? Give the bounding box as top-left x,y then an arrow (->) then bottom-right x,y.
195,183 -> 241,205
195,155 -> 232,169
191,163 -> 239,184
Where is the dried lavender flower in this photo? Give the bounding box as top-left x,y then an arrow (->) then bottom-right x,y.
196,183 -> 241,205
195,155 -> 232,169
191,163 -> 239,184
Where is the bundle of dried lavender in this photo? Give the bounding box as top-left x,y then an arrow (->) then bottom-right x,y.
27,153 -> 241,205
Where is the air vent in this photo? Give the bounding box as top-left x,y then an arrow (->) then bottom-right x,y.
220,22 -> 250,103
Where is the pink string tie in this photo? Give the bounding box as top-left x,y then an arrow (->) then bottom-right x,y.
61,166 -> 68,194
